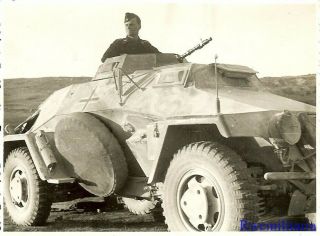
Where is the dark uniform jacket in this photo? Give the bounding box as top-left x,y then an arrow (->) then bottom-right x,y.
101,37 -> 160,62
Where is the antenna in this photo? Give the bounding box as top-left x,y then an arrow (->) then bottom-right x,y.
214,54 -> 221,114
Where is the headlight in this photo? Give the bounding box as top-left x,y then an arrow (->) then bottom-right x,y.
268,111 -> 301,145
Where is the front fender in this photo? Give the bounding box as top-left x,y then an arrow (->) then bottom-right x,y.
146,111 -> 299,184
146,115 -> 222,184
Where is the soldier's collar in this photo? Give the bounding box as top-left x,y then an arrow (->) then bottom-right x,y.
125,36 -> 140,41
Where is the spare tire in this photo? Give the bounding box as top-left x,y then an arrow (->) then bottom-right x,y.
54,112 -> 128,196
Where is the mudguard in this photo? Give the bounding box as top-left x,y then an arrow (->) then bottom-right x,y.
4,133 -> 75,183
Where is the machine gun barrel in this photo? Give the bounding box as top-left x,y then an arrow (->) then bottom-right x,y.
178,37 -> 212,61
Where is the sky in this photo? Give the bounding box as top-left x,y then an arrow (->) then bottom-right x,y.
1,0 -> 317,78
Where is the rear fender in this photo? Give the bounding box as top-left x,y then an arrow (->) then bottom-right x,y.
4,133 -> 49,180
4,132 -> 75,183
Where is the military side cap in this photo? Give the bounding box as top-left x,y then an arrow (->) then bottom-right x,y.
124,12 -> 141,24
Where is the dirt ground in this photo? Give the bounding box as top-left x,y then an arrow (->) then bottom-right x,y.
3,201 -> 168,232
4,211 -> 313,232
3,198 -> 312,232
4,211 -> 168,232
4,209 -> 311,232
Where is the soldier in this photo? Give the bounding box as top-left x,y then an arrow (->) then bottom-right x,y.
101,12 -> 160,62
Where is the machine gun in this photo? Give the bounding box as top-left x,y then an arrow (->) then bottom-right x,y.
178,37 -> 212,62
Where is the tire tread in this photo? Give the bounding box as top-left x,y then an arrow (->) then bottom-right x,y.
4,147 -> 52,226
163,141 -> 259,231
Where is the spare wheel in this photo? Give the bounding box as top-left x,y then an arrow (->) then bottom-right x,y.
54,112 -> 128,196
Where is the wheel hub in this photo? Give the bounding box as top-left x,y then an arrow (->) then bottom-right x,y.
9,169 -> 28,207
178,175 -> 222,231
180,179 -> 208,226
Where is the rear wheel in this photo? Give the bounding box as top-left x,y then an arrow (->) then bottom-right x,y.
4,147 -> 52,226
163,142 -> 259,231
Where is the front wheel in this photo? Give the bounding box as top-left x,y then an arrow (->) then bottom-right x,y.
162,142 -> 259,231
4,147 -> 52,226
